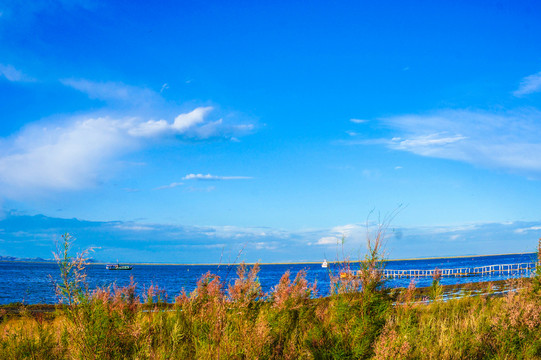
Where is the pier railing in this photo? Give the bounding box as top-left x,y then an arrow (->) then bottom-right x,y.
382,262 -> 536,278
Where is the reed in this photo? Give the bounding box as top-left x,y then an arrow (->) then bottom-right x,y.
2,232 -> 541,359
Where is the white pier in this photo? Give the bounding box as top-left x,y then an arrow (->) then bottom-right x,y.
382,262 -> 536,278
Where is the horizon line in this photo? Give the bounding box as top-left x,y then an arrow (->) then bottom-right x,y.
100,251 -> 538,266
1,251 -> 536,266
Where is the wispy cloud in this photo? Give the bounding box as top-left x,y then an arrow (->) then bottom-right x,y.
370,108 -> 541,174
61,79 -> 159,103
186,186 -> 216,192
389,133 -> 467,157
114,224 -> 154,231
350,118 -> 368,124
182,173 -> 253,181
0,109 -> 244,197
1,212 -> 539,262
514,226 -> 541,234
206,225 -> 290,239
0,116 -> 134,195
0,78 -> 256,198
0,64 -> 34,82
514,71 -> 541,97
62,79 -> 255,140
155,182 -> 184,190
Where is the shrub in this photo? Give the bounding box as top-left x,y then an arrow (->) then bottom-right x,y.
428,268 -> 443,301
52,233 -> 92,306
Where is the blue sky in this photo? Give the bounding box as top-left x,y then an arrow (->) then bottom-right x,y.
1,0 -> 541,263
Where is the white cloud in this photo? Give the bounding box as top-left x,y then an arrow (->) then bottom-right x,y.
186,186 -> 216,192
253,241 -> 278,250
205,225 -> 290,240
350,118 -> 368,124
127,119 -> 170,137
2,213 -> 540,262
514,226 -> 541,234
332,223 -> 366,237
0,117 -> 133,194
128,107 -> 214,137
0,77 -> 256,198
114,224 -> 154,231
155,182 -> 184,190
406,223 -> 481,236
182,173 -> 253,181
61,78 -> 159,104
63,79 -> 255,140
312,224 -> 368,246
316,236 -> 340,245
0,64 -> 34,82
376,108 -> 541,173
392,133 -> 466,148
172,107 -> 211,132
514,71 -> 541,97
0,106 -> 250,196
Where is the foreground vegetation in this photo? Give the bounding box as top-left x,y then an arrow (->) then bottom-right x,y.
2,234 -> 541,359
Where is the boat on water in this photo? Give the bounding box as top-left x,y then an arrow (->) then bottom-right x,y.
106,263 -> 133,270
322,259 -> 328,268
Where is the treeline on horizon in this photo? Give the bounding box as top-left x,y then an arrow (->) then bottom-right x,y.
2,233 -> 541,359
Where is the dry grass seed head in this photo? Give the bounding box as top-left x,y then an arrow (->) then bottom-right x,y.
228,262 -> 263,306
272,269 -> 316,309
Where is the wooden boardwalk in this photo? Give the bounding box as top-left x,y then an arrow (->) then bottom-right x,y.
382,262 -> 536,278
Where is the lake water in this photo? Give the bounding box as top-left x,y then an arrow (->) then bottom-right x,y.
0,253 -> 537,305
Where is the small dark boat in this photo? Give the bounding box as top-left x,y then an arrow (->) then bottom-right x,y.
106,263 -> 133,270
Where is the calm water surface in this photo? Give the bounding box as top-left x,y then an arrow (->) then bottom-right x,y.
0,253 -> 536,305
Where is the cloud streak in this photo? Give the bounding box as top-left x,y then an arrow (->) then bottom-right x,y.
514,226 -> 541,234
371,108 -> 541,173
182,173 -> 253,181
61,79 -> 159,103
350,118 -> 368,124
155,182 -> 184,190
0,64 -> 34,82
514,71 -> 541,97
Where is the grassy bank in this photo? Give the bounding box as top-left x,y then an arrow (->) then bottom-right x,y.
2,234 -> 541,359
2,274 -> 541,359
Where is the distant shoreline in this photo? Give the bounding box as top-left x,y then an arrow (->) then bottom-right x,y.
130,252 -> 537,266
3,251 -> 533,266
